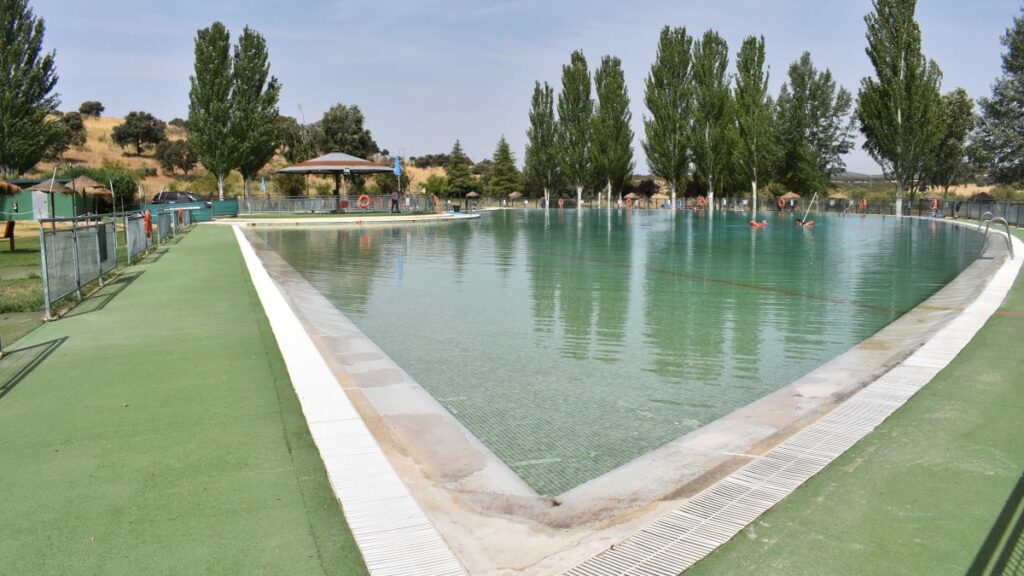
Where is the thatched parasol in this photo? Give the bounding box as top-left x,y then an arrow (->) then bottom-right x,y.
27,178 -> 74,194
780,191 -> 801,200
0,179 -> 19,195
827,191 -> 850,200
466,191 -> 480,198
508,191 -> 523,199
624,192 -> 641,200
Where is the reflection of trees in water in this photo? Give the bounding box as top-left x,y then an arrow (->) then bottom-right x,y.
525,210 -> 631,362
485,210 -> 520,283
265,227 -> 388,315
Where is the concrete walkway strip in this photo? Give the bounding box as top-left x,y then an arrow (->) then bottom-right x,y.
564,234 -> 1024,576
232,225 -> 466,576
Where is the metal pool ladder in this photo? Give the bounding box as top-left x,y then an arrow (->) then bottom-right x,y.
979,213 -> 1015,260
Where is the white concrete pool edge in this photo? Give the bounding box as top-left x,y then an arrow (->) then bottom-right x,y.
563,229 -> 1024,576
231,225 -> 466,576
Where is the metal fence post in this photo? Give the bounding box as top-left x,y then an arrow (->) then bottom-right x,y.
38,225 -> 52,320
111,215 -> 119,272
71,218 -> 82,300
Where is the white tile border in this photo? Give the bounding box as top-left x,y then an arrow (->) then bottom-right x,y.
564,232 -> 1024,576
232,225 -> 466,576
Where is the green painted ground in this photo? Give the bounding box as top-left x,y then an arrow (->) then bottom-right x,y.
0,226 -> 367,575
688,235 -> 1024,575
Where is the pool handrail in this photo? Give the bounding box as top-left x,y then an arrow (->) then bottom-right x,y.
980,215 -> 1015,260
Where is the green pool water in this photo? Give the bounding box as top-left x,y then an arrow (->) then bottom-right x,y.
259,210 -> 982,496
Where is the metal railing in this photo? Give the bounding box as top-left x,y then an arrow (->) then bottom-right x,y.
38,209 -> 195,319
238,195 -> 437,214
979,215 -> 1015,260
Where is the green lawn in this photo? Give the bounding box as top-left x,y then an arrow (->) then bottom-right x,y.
0,226 -> 368,575
687,235 -> 1024,575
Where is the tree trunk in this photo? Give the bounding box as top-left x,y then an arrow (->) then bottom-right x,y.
218,174 -> 225,201
576,185 -> 583,210
544,188 -> 549,209
670,181 -> 676,213
605,179 -> 611,210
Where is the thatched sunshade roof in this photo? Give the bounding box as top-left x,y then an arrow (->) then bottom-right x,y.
624,192 -> 641,200
0,179 -> 19,195
69,175 -> 113,197
827,191 -> 850,200
466,191 -> 480,198
508,191 -> 523,199
27,178 -> 74,194
780,191 -> 801,200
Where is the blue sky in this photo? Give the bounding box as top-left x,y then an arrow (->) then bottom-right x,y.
33,0 -> 1019,174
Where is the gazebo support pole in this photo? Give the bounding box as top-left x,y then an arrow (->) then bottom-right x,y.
334,173 -> 341,212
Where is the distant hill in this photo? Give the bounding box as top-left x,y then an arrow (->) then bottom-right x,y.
833,171 -> 887,182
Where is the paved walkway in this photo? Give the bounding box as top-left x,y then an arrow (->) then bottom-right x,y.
687,233 -> 1024,574
0,226 -> 368,575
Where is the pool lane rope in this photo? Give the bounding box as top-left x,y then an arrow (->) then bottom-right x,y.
233,226 -> 466,576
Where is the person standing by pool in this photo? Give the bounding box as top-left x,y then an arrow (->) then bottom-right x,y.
391,189 -> 400,213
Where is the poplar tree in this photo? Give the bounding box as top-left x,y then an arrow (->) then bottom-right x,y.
0,0 -> 62,177
858,0 -> 943,216
487,135 -> 521,197
643,26 -> 693,210
557,50 -> 593,209
777,53 -> 855,195
189,22 -> 235,200
591,55 -> 635,206
976,9 -> 1024,185
734,35 -> 775,219
525,81 -> 559,206
232,26 -> 280,202
927,88 -> 975,196
690,30 -> 732,213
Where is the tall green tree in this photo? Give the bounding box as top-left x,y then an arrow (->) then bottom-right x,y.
591,55 -> 635,205
858,0 -> 943,215
444,139 -> 474,197
112,111 -> 166,155
189,22 -> 235,200
690,30 -> 732,213
0,0 -> 62,177
315,104 -> 379,158
777,52 -> 855,195
927,88 -> 975,196
231,26 -> 280,202
557,50 -> 593,208
47,111 -> 87,160
733,35 -> 776,219
525,81 -> 559,206
643,26 -> 694,210
976,8 -> 1024,186
488,135 -> 521,197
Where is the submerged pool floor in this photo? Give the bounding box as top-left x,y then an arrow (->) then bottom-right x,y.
260,210 -> 982,495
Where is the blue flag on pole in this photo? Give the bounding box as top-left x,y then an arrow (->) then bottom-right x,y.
394,156 -> 402,176
260,176 -> 266,194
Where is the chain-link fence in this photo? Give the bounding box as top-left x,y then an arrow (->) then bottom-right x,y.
124,213 -> 150,262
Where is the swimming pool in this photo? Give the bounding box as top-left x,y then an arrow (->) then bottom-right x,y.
258,210 -> 982,496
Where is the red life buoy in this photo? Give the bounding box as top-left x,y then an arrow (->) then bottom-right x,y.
861,198 -> 868,211
777,198 -> 785,210
143,210 -> 152,239
558,198 -> 564,208
177,208 -> 183,224
625,198 -> 633,207
358,194 -> 371,209
698,196 -> 706,208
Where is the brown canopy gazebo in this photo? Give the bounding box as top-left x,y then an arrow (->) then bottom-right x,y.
278,152 -> 393,196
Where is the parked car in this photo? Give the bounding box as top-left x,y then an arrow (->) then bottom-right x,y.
151,191 -> 211,207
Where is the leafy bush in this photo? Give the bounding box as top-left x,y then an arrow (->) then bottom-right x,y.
78,101 -> 104,117
112,111 -> 166,155
272,173 -> 305,196
192,170 -> 242,197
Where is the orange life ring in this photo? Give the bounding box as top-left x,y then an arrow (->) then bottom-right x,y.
698,196 -> 706,208
625,198 -> 633,207
358,194 -> 371,209
861,198 -> 868,210
143,210 -> 152,238
558,198 -> 565,208
777,198 -> 785,210
177,208 -> 183,224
